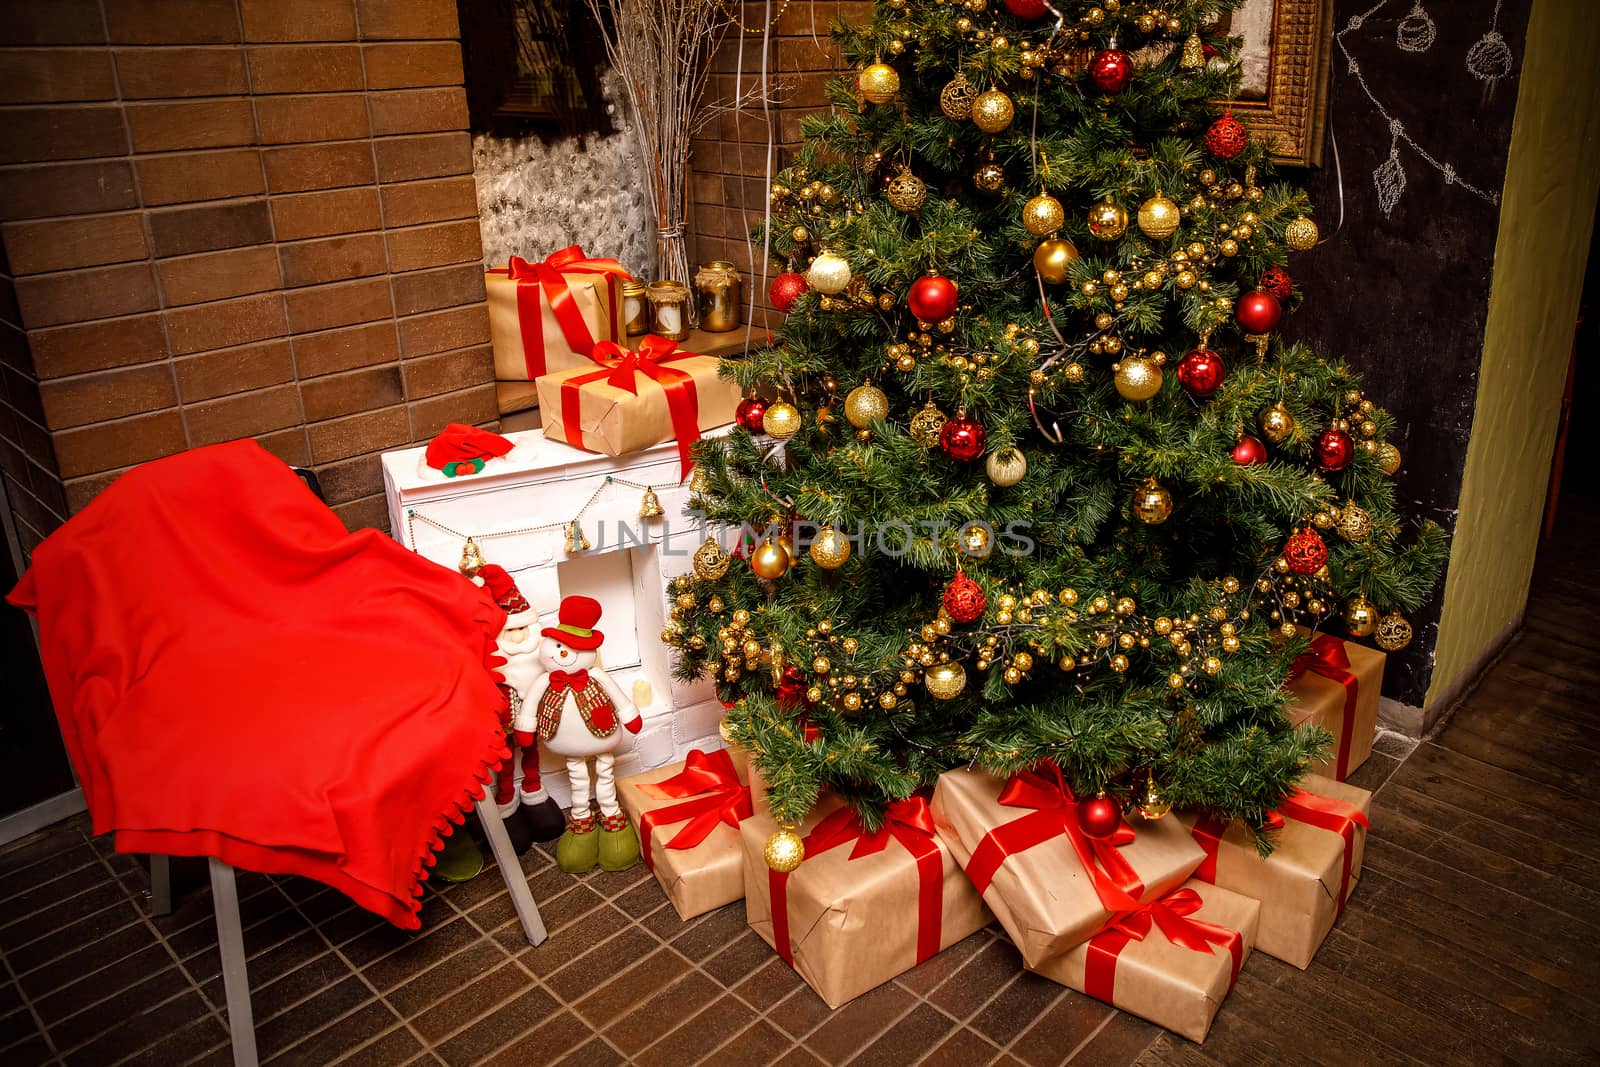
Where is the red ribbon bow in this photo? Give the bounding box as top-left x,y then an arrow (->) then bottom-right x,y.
558,335 -> 703,478
770,796 -> 945,967
1083,886 -> 1246,1004
494,246 -> 630,378
1190,787 -> 1369,912
547,668 -> 590,693
964,764 -> 1145,916
1288,633 -> 1360,778
635,749 -> 753,872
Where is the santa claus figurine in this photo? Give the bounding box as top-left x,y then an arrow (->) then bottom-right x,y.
477,565 -> 565,848
512,595 -> 643,873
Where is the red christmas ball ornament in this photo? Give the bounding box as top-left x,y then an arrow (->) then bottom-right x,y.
908,274 -> 959,322
775,666 -> 809,708
1205,111 -> 1248,159
1202,43 -> 1219,60
1078,794 -> 1123,839
1176,347 -> 1227,398
769,271 -> 809,313
939,414 -> 987,462
1234,289 -> 1282,335
1231,434 -> 1268,466
1283,528 -> 1329,575
942,570 -> 987,623
1003,0 -> 1050,17
1315,427 -> 1355,471
1259,265 -> 1293,301
736,396 -> 768,433
1089,48 -> 1133,93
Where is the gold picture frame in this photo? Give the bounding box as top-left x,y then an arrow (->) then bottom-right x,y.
1221,0 -> 1336,167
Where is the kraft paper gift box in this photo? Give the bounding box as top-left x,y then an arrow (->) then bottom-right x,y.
741,794 -> 992,1009
719,737 -> 771,812
1177,772 -> 1371,969
486,247 -> 629,382
535,336 -> 740,478
1031,879 -> 1259,1043
617,749 -> 753,920
1284,632 -> 1385,781
931,765 -> 1204,968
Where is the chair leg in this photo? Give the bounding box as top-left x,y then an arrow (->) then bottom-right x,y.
473,794 -> 548,947
149,854 -> 173,916
208,858 -> 259,1067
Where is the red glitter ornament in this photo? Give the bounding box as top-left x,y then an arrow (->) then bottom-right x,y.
939,414 -> 986,462
1231,435 -> 1268,466
1259,265 -> 1293,300
736,396 -> 768,433
1234,289 -> 1282,335
1315,427 -> 1355,471
769,271 -> 809,313
1283,528 -> 1329,575
1205,111 -> 1248,159
1002,0 -> 1050,17
1176,347 -> 1227,398
908,274 -> 959,322
1078,794 -> 1123,838
942,570 -> 986,623
1090,48 -> 1133,93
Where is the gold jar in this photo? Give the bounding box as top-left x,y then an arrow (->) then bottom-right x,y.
621,279 -> 650,336
693,261 -> 742,333
646,280 -> 691,341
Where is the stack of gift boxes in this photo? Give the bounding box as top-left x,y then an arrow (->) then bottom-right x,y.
485,250 -> 740,469
617,633 -> 1383,1043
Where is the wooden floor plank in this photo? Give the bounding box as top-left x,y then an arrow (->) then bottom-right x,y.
1427,722 -> 1592,796
1447,690 -> 1600,761
1390,744 -> 1596,841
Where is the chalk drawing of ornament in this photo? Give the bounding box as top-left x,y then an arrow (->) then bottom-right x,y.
1396,2 -> 1436,53
1374,138 -> 1407,217
1467,0 -> 1515,91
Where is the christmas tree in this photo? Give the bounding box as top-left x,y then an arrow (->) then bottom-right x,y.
666,0 -> 1447,839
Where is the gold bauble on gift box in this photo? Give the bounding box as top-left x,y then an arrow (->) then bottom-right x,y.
762,400 -> 802,441
750,537 -> 791,580
971,89 -> 1015,133
1375,612 -> 1414,651
1137,195 -> 1181,239
858,61 -> 900,105
693,536 -> 731,579
1284,215 -> 1320,251
887,166 -> 927,212
924,661 -> 968,700
1132,477 -> 1174,524
1258,402 -> 1295,443
1113,355 -> 1163,401
1088,198 -> 1129,240
1343,595 -> 1379,637
940,71 -> 977,120
986,447 -> 1028,487
1033,237 -> 1080,284
764,826 -> 805,872
809,525 -> 852,570
844,382 -> 889,428
1022,193 -> 1065,236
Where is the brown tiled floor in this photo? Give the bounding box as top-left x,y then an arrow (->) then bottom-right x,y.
4,506 -> 1600,1065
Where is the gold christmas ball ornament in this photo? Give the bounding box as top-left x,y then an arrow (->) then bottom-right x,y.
1344,595 -> 1379,637
973,161 -> 1006,192
692,537 -> 731,580
1377,442 -> 1403,475
844,382 -> 889,428
940,71 -> 977,120
1022,193 -> 1066,236
1113,355 -> 1163,401
909,401 -> 948,446
1136,777 -> 1172,820
971,89 -> 1015,133
1088,199 -> 1129,240
1033,237 -> 1080,285
986,448 -> 1027,487
1137,195 -> 1181,240
764,826 -> 805,872
809,526 -> 852,570
858,62 -> 900,105
1132,478 -> 1174,525
750,537 -> 792,580
1258,402 -> 1295,444
1335,503 -> 1373,542
960,522 -> 994,560
887,167 -> 927,212
806,251 -> 852,295
1375,612 -> 1414,651
1284,215 -> 1320,251
761,401 -> 802,441
924,661 -> 968,700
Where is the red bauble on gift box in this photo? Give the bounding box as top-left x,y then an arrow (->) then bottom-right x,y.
1003,0 -> 1050,17
939,414 -> 986,462
1176,347 -> 1227,398
1315,427 -> 1354,471
1283,528 -> 1329,574
1205,112 -> 1248,159
769,271 -> 809,313
736,396 -> 768,433
943,570 -> 987,623
1259,265 -> 1293,300
1231,435 -> 1268,466
1235,290 -> 1282,335
909,274 -> 959,322
1090,48 -> 1133,93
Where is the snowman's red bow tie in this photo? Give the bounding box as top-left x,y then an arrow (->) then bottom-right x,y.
548,669 -> 590,692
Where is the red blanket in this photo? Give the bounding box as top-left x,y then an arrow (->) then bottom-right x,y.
7,441 -> 509,929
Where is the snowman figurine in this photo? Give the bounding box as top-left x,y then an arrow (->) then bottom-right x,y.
512,595 -> 643,873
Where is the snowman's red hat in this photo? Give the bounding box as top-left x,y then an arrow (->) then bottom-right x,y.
477,565 -> 537,630
542,595 -> 604,650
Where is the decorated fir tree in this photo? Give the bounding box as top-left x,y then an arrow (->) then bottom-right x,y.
665,0 -> 1446,842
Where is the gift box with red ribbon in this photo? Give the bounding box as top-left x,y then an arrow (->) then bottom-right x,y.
931,765 -> 1204,968
1177,773 -> 1370,969
535,335 -> 740,479
1285,632 -> 1385,781
617,749 -> 755,920
1031,879 -> 1259,1043
486,246 -> 630,382
741,794 -> 992,1009
719,737 -> 770,813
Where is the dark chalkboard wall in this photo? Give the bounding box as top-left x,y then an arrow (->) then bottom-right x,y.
1288,0 -> 1532,705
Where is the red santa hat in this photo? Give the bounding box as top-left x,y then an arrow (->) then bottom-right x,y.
476,564 -> 537,631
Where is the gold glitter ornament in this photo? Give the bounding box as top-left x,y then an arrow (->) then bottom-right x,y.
1375,612 -> 1414,651
761,401 -> 802,441
1377,442 -> 1402,475
887,166 -> 927,212
940,71 -> 977,120
1113,355 -> 1163,401
858,62 -> 900,105
1133,478 -> 1173,524
844,383 -> 889,428
764,827 -> 805,872
809,526 -> 852,570
1284,215 -> 1320,251
1335,503 -> 1373,542
1181,33 -> 1205,70
971,89 -> 1015,133
1088,198 -> 1129,240
1258,402 -> 1295,444
1022,193 -> 1065,236
924,661 -> 968,700
1033,237 -> 1079,284
1137,195 -> 1181,239
986,448 -> 1027,487
909,401 -> 948,446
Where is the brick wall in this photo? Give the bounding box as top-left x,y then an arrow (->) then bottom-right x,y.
0,0 -> 495,554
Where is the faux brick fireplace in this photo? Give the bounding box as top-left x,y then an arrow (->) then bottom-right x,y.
0,0 -> 496,555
